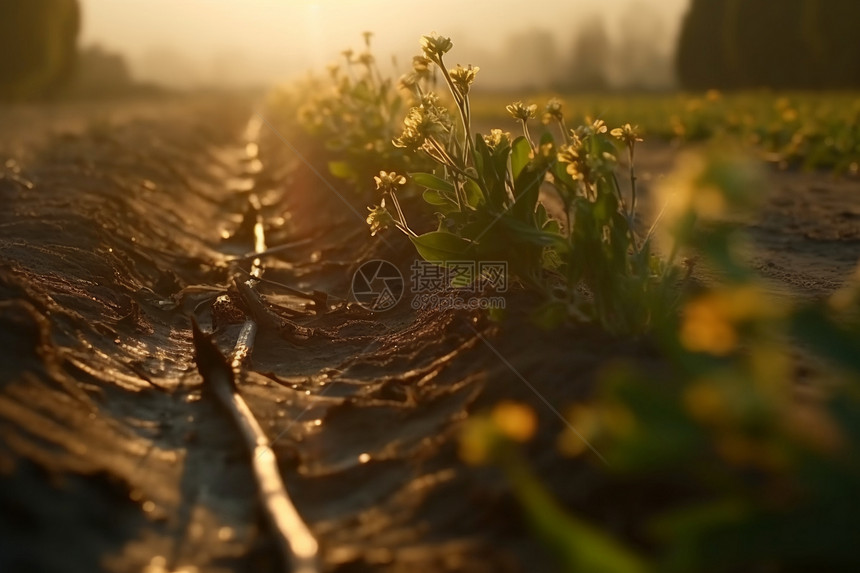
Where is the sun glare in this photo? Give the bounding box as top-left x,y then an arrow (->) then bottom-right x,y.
303,2 -> 325,70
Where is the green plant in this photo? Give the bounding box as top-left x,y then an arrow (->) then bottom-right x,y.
461,402 -> 649,573
564,156 -> 860,569
367,34 -> 678,334
273,32 -> 433,197
462,151 -> 860,573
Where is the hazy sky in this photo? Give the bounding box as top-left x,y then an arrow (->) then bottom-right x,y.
79,0 -> 690,87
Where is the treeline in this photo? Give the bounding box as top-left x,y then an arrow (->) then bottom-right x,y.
477,2 -> 675,92
0,0 -> 80,100
0,0 -> 148,101
677,0 -> 860,89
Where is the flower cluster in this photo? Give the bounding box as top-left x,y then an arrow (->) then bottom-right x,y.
420,34 -> 453,62
483,128 -> 512,150
449,64 -> 479,96
366,201 -> 395,236
506,101 -> 538,121
367,170 -> 411,237
393,94 -> 452,151
610,123 -> 643,148
543,97 -> 564,123
559,146 -> 617,183
574,117 -> 608,139
373,170 -> 406,194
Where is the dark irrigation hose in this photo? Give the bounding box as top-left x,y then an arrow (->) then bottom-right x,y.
193,116 -> 320,573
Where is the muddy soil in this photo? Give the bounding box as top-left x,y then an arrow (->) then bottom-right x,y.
0,95 -> 857,573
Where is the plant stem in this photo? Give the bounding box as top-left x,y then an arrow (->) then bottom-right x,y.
436,56 -> 474,164
521,119 -> 535,152
388,192 -> 416,236
628,145 -> 638,215
425,137 -> 475,182
556,117 -> 570,145
616,179 -> 641,257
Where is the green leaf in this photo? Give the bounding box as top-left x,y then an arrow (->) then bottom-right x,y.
389,95 -> 402,117
487,305 -> 507,322
511,136 -> 532,180
531,300 -> 569,329
410,231 -> 472,263
328,160 -> 357,180
464,179 -> 485,208
490,156 -> 513,210
543,219 -> 562,235
512,165 -> 547,223
536,203 -> 549,226
791,307 -> 860,374
500,216 -> 567,249
422,189 -> 455,206
594,190 -> 619,224
503,458 -> 650,573
411,172 -> 455,193
540,130 -> 555,148
553,159 -> 577,190
492,137 -> 513,171
473,133 -> 490,174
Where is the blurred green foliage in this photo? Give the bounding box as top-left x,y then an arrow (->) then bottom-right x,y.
0,0 -> 80,101
268,33 -> 433,199
466,150 -> 860,572
470,90 -> 860,174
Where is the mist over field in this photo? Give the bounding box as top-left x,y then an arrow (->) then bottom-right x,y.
79,0 -> 687,90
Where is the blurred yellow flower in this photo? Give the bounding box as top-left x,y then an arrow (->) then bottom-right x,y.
373,170 -> 406,193
587,117 -> 608,135
506,101 -> 538,121
654,151 -> 764,250
683,381 -> 729,424
412,55 -> 433,78
680,294 -> 739,355
680,286 -> 780,355
491,401 -> 537,442
610,123 -> 643,147
543,97 -> 564,123
459,402 -> 536,465
420,34 -> 453,61
366,200 -> 395,236
558,404 -> 599,457
483,128 -> 511,150
449,64 -> 479,96
459,418 -> 496,465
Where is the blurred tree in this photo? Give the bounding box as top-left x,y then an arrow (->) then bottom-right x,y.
813,0 -> 860,88
564,14 -> 611,91
676,0 -> 731,89
727,0 -> 809,88
0,0 -> 80,101
66,45 -> 134,98
677,0 -> 860,89
503,28 -> 562,91
614,1 -> 674,90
